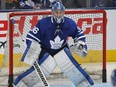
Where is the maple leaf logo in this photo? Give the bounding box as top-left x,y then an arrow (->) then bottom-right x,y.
50,36 -> 64,49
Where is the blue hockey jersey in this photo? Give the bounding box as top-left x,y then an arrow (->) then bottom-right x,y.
26,16 -> 86,55
19,0 -> 50,9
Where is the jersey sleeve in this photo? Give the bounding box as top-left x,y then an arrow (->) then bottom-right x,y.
70,21 -> 86,43
26,22 -> 42,46
74,26 -> 86,42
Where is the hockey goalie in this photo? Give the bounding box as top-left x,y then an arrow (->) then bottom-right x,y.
13,1 -> 94,87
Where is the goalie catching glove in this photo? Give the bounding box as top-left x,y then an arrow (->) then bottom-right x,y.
70,40 -> 87,57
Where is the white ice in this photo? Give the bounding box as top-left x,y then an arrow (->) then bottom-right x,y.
0,62 -> 116,87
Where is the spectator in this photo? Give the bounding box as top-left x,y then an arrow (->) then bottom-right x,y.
5,0 -> 20,9
105,0 -> 112,7
62,0 -> 86,8
18,0 -> 51,9
41,0 -> 51,9
111,0 -> 116,7
91,0 -> 106,7
18,0 -> 39,9
0,1 -> 1,9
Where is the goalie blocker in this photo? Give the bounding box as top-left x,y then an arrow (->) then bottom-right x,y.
13,46 -> 94,87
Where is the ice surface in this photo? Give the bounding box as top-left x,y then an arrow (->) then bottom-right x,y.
0,62 -> 116,87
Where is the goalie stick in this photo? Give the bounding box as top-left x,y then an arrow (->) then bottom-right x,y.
33,60 -> 50,87
11,18 -> 50,87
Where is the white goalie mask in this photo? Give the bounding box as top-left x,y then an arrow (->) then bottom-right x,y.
51,1 -> 65,24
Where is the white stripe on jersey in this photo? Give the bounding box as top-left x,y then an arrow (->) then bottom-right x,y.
27,33 -> 40,42
26,37 -> 36,42
78,31 -> 84,35
51,17 -> 54,23
76,36 -> 86,41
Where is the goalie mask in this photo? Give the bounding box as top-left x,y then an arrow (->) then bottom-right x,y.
52,1 -> 65,24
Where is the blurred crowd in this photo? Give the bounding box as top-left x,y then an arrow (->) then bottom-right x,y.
0,0 -> 116,10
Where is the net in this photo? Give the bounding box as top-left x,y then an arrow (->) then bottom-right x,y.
0,9 -> 107,86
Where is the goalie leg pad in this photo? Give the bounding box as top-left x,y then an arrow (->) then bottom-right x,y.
14,53 -> 56,87
54,48 -> 94,86
13,80 -> 28,87
39,53 -> 57,77
21,41 -> 41,65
